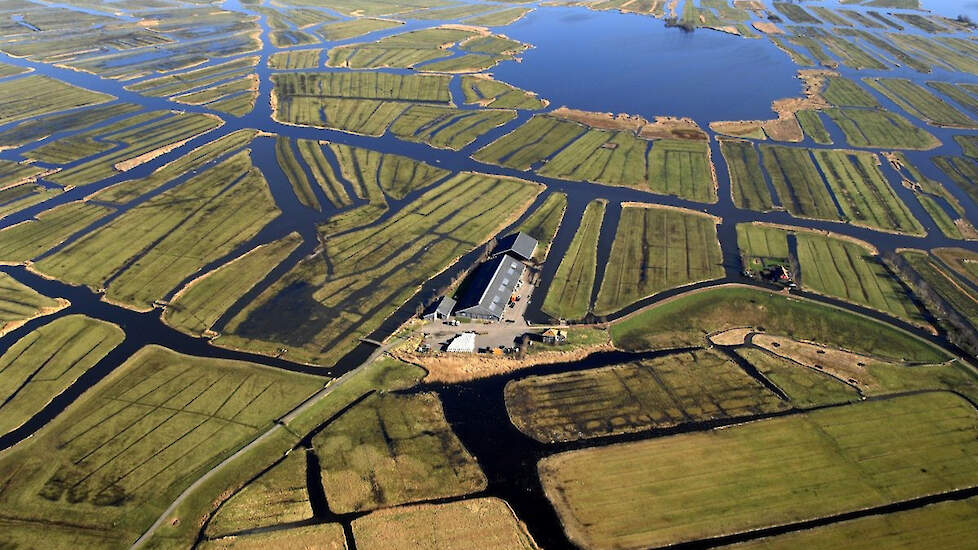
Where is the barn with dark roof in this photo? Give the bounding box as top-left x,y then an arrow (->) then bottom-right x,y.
454,254 -> 525,321
492,232 -> 538,261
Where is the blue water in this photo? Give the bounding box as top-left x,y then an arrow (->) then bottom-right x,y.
494,6 -> 803,122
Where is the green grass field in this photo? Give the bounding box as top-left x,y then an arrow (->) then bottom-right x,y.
326,27 -> 478,69
0,159 -> 46,189
811,149 -> 923,234
45,111 -> 224,187
539,392 -> 978,550
0,74 -> 114,126
505,349 -> 788,442
735,348 -> 861,408
313,392 -> 485,513
594,205 -> 723,315
353,498 -> 538,550
271,72 -> 451,135
389,105 -> 517,150
609,285 -> 947,362
472,115 -> 587,170
760,145 -> 840,220
0,184 -> 60,221
164,233 -> 303,336
731,498 -> 978,549
0,315 -> 123,436
461,75 -> 546,110
795,231 -> 925,323
795,110 -> 832,144
933,155 -> 978,206
899,250 -> 978,327
295,140 -> 355,208
542,199 -> 605,320
93,129 -> 257,206
516,192 -> 567,262
737,223 -> 790,270
269,49 -> 322,69
330,142 -> 449,200
823,108 -> 941,150
0,271 -> 64,334
202,523 -> 346,550
125,57 -> 257,98
204,450 -> 311,538
934,247 -> 978,286
317,18 -> 403,41
0,345 -> 322,548
0,201 -> 114,263
277,136 -> 321,211
222,172 -> 539,366
866,77 -> 977,128
720,139 -> 773,211
37,151 -> 280,310
464,7 -> 532,26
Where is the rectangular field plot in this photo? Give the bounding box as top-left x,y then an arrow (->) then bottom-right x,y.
353,498 -> 538,550
731,498 -> 978,550
720,139 -> 773,211
268,49 -> 323,69
202,524 -> 346,550
474,114 -> 716,202
0,184 -> 60,221
866,77 -> 978,128
222,172 -> 539,366
204,450 -> 311,538
0,345 -> 321,545
317,18 -> 404,41
594,205 -> 722,315
312,392 -> 486,513
795,230 -> 926,323
542,199 -> 605,320
271,71 -> 454,136
823,108 -> 940,150
0,74 -> 114,126
737,222 -> 790,270
36,151 -> 280,310
326,27 -> 480,69
516,191 -> 567,262
539,392 -> 978,550
0,315 -> 123,436
505,349 -> 789,442
388,104 -> 516,150
811,149 -> 923,235
760,145 -> 840,221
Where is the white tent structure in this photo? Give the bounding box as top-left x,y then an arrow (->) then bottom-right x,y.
446,332 -> 476,353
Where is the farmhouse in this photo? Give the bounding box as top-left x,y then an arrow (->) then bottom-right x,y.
422,296 -> 456,321
492,231 -> 538,262
455,254 -> 525,321
541,328 -> 567,344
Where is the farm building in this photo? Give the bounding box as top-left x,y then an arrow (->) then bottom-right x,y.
455,254 -> 525,321
422,296 -> 456,321
492,231 -> 538,261
541,328 -> 567,344
446,332 -> 476,352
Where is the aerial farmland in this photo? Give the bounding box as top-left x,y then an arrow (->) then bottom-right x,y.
0,0 -> 977,548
